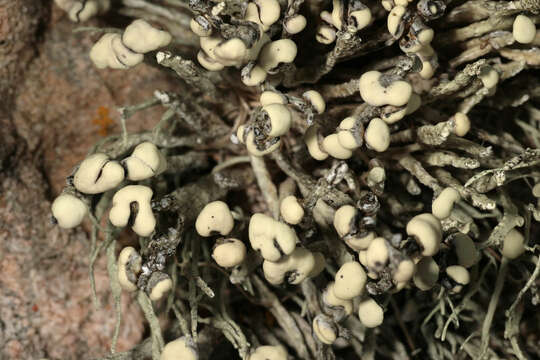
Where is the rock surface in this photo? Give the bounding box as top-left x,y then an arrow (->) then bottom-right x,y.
0,1 -> 177,358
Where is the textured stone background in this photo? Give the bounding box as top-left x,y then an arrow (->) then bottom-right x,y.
0,1 -> 177,358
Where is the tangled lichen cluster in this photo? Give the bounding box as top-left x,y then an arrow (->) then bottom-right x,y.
51,0 -> 540,359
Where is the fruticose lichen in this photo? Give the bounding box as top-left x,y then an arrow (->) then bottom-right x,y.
51,0 -> 540,359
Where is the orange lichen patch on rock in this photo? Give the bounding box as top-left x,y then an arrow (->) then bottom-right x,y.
92,106 -> 115,136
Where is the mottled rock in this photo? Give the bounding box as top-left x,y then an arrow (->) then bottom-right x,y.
0,1 -> 179,359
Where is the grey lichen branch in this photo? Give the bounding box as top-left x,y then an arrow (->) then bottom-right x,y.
250,155 -> 280,219
424,59 -> 487,103
465,148 -> 540,188
480,190 -> 524,248
419,151 -> 480,169
156,51 -> 220,97
398,155 -> 441,192
136,291 -> 165,360
73,26 -> 123,34
117,96 -> 162,146
271,150 -> 352,208
251,275 -> 312,359
433,168 -> 497,210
